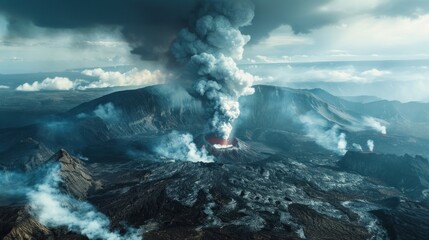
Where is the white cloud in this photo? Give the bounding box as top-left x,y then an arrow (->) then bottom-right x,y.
257,25 -> 314,47
361,68 -> 391,77
16,77 -> 75,91
79,68 -> 167,90
15,68 -> 167,91
255,55 -> 291,63
0,85 -> 9,89
245,14 -> 429,62
319,0 -> 387,14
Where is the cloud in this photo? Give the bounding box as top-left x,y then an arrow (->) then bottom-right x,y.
16,77 -> 75,91
79,68 -> 166,89
246,13 -> 429,63
0,85 -> 9,89
244,62 -> 429,102
15,68 -> 166,91
154,131 -> 214,163
0,0 -> 339,61
361,68 -> 391,77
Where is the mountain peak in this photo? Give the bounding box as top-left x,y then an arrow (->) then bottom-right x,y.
48,149 -> 94,199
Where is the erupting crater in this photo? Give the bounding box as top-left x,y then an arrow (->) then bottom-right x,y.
205,134 -> 238,149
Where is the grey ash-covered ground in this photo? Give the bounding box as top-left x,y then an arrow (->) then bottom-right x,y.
1,84 -> 429,239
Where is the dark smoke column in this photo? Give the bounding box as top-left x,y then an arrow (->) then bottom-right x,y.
171,0 -> 255,140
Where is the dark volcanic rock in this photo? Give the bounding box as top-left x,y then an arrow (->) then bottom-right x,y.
68,84 -> 206,138
289,203 -> 370,240
0,138 -> 53,171
371,198 -> 429,240
48,149 -> 94,199
338,151 -> 429,195
2,207 -> 52,240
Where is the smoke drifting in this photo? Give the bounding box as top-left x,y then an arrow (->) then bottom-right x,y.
154,131 -> 214,163
93,103 -> 121,122
1,165 -> 141,240
299,112 -> 348,155
367,139 -> 375,152
363,117 -> 387,135
352,143 -> 363,152
29,165 -> 141,240
171,0 -> 256,139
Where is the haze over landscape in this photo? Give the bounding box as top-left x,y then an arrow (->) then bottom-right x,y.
0,1 -> 428,240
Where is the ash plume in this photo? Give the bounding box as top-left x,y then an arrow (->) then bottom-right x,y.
171,0 -> 256,140
367,139 -> 375,152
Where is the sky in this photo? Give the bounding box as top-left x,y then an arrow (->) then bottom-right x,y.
0,0 -> 428,101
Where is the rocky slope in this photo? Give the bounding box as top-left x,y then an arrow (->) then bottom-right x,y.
1,84 -> 429,239
338,151 -> 429,198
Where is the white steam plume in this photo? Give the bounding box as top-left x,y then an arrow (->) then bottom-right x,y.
1,165 -> 141,240
154,131 -> 214,163
299,112 -> 348,155
363,117 -> 387,135
367,139 -> 375,152
352,143 -> 363,152
171,0 -> 256,140
77,102 -> 121,123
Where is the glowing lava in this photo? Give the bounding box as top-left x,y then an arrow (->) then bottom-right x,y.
205,134 -> 238,149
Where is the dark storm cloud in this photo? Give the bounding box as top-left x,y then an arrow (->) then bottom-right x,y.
0,0 -> 338,60
243,0 -> 335,42
0,0 -> 198,60
0,0 -> 428,61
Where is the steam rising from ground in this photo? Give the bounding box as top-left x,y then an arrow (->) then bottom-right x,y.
171,0 -> 256,140
93,103 -> 121,122
363,117 -> 387,135
154,131 -> 214,163
299,112 -> 348,155
352,143 -> 363,152
367,139 -> 375,152
1,165 -> 141,240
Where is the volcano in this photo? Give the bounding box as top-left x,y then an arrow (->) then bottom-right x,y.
1,84 -> 429,239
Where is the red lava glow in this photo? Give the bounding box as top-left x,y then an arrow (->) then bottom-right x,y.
206,134 -> 238,147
